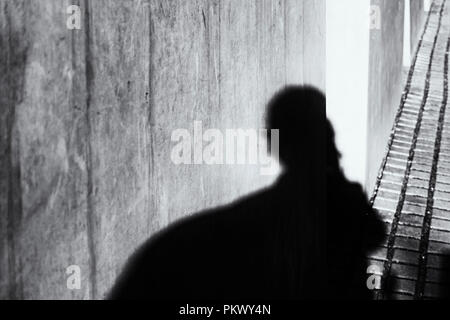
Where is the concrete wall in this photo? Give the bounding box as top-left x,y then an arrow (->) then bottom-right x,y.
0,0 -> 325,300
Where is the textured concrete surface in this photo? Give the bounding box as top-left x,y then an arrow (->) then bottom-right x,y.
0,0 -> 325,299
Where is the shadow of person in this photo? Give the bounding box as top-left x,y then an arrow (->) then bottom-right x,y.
108,86 -> 384,300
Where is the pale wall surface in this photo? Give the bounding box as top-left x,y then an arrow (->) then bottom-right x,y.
326,0 -> 371,186
0,0 -> 325,299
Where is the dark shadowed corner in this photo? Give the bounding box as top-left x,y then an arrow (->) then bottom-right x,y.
0,1 -> 29,300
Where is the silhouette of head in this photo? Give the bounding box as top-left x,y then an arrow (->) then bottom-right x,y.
267,86 -> 326,172
326,118 -> 341,173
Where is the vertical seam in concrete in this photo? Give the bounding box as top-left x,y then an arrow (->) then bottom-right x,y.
147,0 -> 156,234
283,0 -> 287,85
5,1 -> 15,300
146,0 -> 151,235
205,1 -> 211,126
218,0 -> 221,119
302,1 -> 305,85
5,3 -> 18,299
83,0 -> 97,300
5,1 -> 26,300
415,35 -> 449,300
